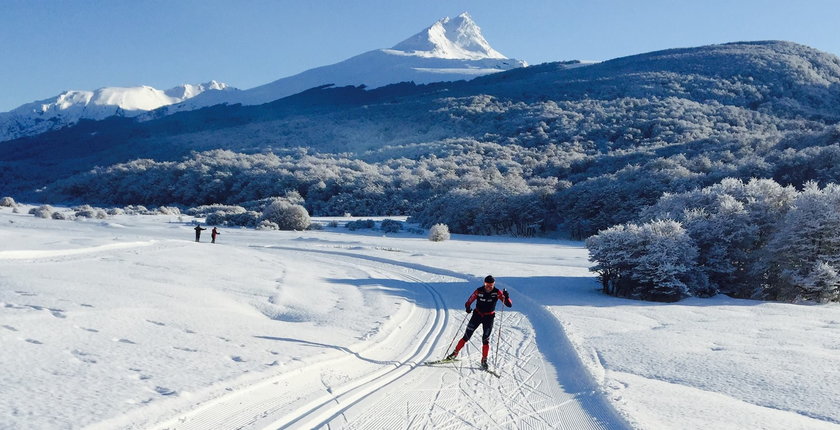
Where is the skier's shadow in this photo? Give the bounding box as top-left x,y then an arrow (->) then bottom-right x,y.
253,335 -> 398,366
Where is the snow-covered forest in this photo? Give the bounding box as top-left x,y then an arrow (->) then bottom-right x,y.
4,41 -> 840,303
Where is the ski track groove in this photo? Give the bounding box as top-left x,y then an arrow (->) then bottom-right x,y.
148,249 -> 449,430
138,245 -> 627,430
272,266 -> 447,429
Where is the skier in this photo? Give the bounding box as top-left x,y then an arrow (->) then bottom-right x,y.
211,227 -> 220,244
194,224 -> 206,242
445,275 -> 512,369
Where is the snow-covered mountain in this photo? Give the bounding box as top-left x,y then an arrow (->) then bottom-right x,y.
158,13 -> 527,114
1,13 -> 525,141
0,81 -> 233,142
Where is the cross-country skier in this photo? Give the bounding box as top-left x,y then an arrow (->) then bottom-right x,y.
194,224 -> 206,242
211,227 -> 220,243
446,275 -> 512,369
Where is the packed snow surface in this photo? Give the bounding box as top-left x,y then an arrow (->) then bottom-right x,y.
1,206 -> 838,429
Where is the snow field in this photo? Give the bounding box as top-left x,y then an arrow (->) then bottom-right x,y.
3,206 -> 839,429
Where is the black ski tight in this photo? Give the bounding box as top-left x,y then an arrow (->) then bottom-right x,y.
462,312 -> 495,345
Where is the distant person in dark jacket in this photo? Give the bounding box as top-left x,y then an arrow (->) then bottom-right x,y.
445,275 -> 512,369
194,224 -> 206,242
211,227 -> 220,243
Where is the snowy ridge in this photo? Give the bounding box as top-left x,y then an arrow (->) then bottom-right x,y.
152,13 -> 528,113
0,81 -> 232,142
2,13 -> 529,136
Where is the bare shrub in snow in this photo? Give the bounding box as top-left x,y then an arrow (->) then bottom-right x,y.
429,223 -> 450,242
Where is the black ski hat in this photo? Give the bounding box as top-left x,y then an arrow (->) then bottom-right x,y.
484,275 -> 495,284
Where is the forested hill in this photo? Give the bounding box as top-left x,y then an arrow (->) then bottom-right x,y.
3,41 -> 840,238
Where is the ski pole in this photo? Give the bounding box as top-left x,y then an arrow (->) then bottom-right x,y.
443,311 -> 470,360
493,303 -> 504,370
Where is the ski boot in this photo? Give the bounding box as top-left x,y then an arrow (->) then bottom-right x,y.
480,358 -> 488,370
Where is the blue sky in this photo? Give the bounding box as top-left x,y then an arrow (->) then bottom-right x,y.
2,0 -> 840,112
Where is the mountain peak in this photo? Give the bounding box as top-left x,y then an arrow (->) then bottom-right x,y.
390,12 -> 506,60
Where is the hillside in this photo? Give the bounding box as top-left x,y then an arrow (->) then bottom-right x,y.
3,41 -> 840,238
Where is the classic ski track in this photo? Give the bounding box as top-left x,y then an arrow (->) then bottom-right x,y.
132,244 -> 627,429
149,248 -> 449,430
265,264 -> 447,429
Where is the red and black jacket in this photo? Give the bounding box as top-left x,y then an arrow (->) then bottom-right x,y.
466,286 -> 512,316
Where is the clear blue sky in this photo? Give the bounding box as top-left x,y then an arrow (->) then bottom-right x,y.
2,0 -> 840,112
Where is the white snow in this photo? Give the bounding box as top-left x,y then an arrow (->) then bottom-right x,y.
391,12 -> 507,60
0,81 -> 232,142
2,206 -> 837,429
156,14 -> 528,114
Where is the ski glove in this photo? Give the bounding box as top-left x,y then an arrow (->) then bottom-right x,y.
465,306 -> 472,314
503,289 -> 509,300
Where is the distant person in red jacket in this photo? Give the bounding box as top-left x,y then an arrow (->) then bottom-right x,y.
194,224 -> 206,242
446,275 -> 512,369
211,227 -> 220,244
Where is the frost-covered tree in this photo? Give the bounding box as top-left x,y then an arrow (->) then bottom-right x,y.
260,201 -> 311,231
429,223 -> 450,242
0,197 -> 16,207
641,178 -> 796,297
765,182 -> 840,302
587,219 -> 702,302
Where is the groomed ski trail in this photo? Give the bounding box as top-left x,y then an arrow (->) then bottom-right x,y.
141,246 -> 628,429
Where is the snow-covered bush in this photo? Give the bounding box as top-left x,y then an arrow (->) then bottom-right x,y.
107,208 -> 126,216
257,220 -> 279,230
260,201 -> 311,230
428,223 -> 450,242
380,219 -> 403,233
123,205 -> 150,215
587,220 -> 702,302
155,206 -> 181,215
29,205 -> 54,218
205,209 -> 260,227
0,197 -> 16,207
346,219 -> 375,231
187,204 -> 243,217
74,205 -> 108,219
51,211 -> 67,220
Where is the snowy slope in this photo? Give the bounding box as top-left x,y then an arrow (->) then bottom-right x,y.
0,81 -> 233,142
158,13 -> 528,113
2,206 -> 839,429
